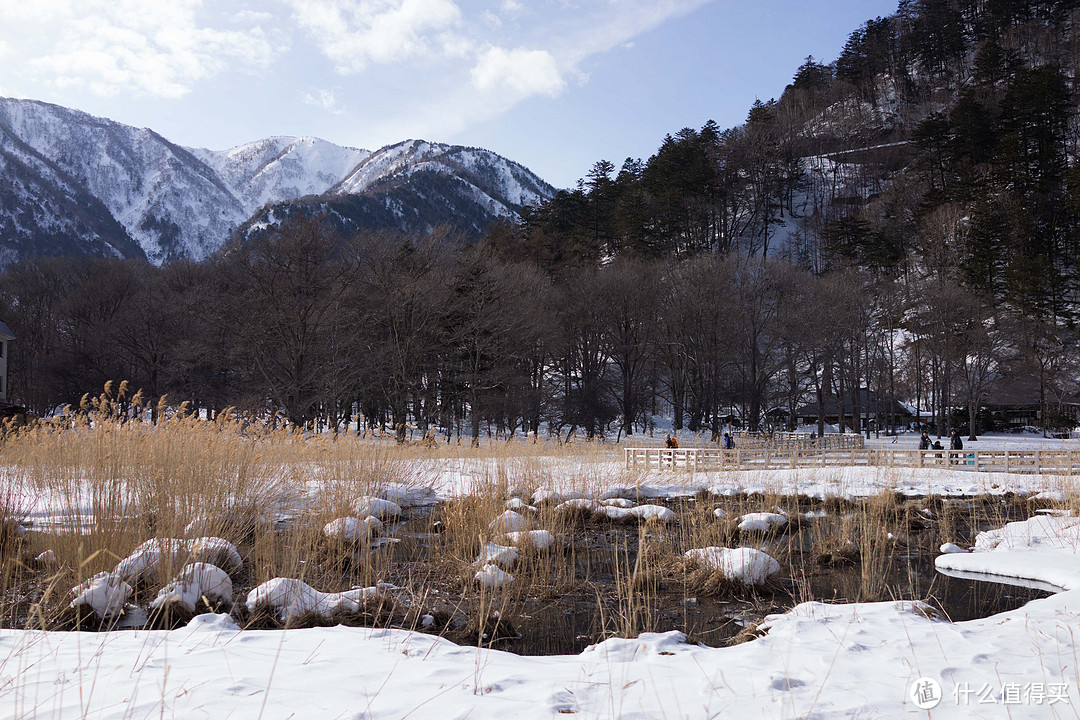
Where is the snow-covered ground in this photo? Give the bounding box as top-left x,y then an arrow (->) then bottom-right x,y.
412,455 -> 1077,505
4,456 -> 1080,718
11,452 -> 1078,535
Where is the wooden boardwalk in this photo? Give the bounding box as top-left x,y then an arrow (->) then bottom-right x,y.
624,447 -> 1080,475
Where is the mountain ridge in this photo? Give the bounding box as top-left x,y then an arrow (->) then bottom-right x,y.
0,97 -> 556,265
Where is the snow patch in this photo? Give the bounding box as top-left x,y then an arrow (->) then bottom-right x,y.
70,572 -> 132,619
474,563 -> 514,589
150,563 -> 233,614
684,547 -> 781,585
245,578 -> 383,622
323,516 -> 383,543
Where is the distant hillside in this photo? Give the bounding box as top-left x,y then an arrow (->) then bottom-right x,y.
519,0 -> 1080,315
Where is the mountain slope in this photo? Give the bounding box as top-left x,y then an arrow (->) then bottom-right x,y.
0,98 -> 248,264
0,124 -> 144,263
0,98 -> 556,265
240,139 -> 556,239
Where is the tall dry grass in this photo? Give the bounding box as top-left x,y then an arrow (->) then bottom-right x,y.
0,391 -> 627,633
4,397 -> 1076,648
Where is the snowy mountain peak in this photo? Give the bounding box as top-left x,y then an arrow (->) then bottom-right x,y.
190,136 -> 372,214
332,139 -> 553,210
0,97 -> 555,265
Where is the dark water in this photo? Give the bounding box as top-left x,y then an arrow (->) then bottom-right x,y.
494,550 -> 1052,656
406,497 -> 1055,656
3,497 -> 1056,652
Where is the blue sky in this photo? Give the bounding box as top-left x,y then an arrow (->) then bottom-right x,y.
0,0 -> 899,188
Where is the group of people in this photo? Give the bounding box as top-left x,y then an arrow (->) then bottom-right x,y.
918,429 -> 964,452
665,432 -> 735,449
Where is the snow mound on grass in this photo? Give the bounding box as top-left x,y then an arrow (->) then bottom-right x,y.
189,537 -> 243,574
114,537 -> 242,583
939,542 -> 968,554
601,498 -> 635,508
713,507 -> 728,519
70,572 -> 132,619
737,512 -> 788,533
150,563 -> 233,614
474,564 -> 513,589
684,547 -> 781,585
532,488 -> 584,505
246,578 -> 382,622
489,510 -> 527,533
323,516 -> 383,543
352,496 -> 402,519
554,499 -> 674,523
505,498 -> 536,512
604,504 -> 675,523
474,542 -> 519,569
553,498 -> 600,514
501,530 -> 555,550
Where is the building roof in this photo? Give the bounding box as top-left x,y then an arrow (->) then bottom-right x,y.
0,321 -> 13,341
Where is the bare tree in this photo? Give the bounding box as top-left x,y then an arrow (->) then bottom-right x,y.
226,215 -> 358,428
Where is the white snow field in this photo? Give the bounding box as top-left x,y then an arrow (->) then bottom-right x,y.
4,452 -> 1080,718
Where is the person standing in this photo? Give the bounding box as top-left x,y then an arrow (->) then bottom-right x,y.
919,431 -> 931,450
949,429 -> 963,464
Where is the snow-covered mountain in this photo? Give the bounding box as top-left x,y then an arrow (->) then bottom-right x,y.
0,98 -> 555,265
189,136 -> 372,214
239,139 -> 557,241
331,139 -> 551,209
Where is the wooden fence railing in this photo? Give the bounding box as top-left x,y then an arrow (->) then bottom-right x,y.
730,432 -> 866,450
624,447 -> 1080,474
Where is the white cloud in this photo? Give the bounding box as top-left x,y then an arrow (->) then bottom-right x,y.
552,0 -> 710,64
345,0 -> 712,152
0,0 -> 714,169
233,10 -> 274,24
439,31 -> 475,59
285,0 -> 464,74
471,47 -> 565,99
302,87 -> 340,112
0,0 -> 279,98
